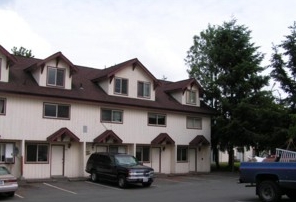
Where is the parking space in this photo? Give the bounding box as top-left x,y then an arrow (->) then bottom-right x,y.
0,173 -> 293,202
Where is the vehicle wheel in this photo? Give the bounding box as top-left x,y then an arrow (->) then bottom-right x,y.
286,189 -> 296,200
257,180 -> 281,202
91,171 -> 98,182
118,175 -> 127,188
142,182 -> 152,187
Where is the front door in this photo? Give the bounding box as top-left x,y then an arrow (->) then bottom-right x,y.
51,145 -> 64,176
151,147 -> 161,173
189,148 -> 196,172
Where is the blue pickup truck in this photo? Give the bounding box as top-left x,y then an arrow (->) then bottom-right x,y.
239,161 -> 296,202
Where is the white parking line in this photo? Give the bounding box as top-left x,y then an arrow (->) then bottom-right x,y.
85,181 -> 123,191
15,193 -> 24,198
43,183 -> 77,194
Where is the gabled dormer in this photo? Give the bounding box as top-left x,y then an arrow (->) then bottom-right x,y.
25,52 -> 78,90
92,58 -> 160,101
163,78 -> 203,107
0,45 -> 17,83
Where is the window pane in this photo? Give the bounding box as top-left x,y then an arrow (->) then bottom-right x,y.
0,99 -> 5,114
48,68 -> 56,85
115,79 -> 121,93
58,105 -> 70,118
138,82 -> 144,96
38,145 -> 48,162
136,147 -> 142,161
102,109 -> 111,121
157,115 -> 166,125
144,83 -> 150,97
0,144 -> 5,162
143,147 -> 150,161
26,145 -> 37,162
148,114 -> 157,124
56,69 -> 64,86
44,104 -> 57,117
112,111 -> 122,122
121,79 -> 128,94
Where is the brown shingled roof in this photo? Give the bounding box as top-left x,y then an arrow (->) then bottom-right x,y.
0,45 -> 17,66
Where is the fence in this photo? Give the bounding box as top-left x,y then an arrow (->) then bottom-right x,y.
276,148 -> 296,162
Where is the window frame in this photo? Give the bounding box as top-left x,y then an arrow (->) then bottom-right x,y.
114,77 -> 128,95
148,113 -> 166,127
186,90 -> 197,105
136,146 -> 150,162
47,66 -> 65,88
101,108 -> 123,124
186,116 -> 202,129
0,58 -> 2,80
137,81 -> 151,98
177,146 -> 188,162
25,143 -> 49,164
0,98 -> 6,115
43,102 -> 71,119
0,143 -> 15,164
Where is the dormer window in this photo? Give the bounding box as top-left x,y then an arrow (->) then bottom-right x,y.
186,90 -> 196,105
114,77 -> 128,95
0,58 -> 2,80
47,67 -> 65,87
138,81 -> 151,98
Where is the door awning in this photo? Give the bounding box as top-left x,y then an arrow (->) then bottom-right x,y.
47,127 -> 80,142
189,135 -> 210,146
93,130 -> 123,144
151,133 -> 175,145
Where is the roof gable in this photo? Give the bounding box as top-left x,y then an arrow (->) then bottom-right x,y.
151,133 -> 175,145
0,45 -> 17,67
47,127 -> 80,142
189,135 -> 210,146
163,78 -> 203,95
93,130 -> 123,144
25,52 -> 79,76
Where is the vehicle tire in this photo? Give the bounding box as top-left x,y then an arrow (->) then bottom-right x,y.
257,180 -> 281,202
91,171 -> 98,182
142,182 -> 152,187
285,189 -> 296,200
118,175 -> 127,188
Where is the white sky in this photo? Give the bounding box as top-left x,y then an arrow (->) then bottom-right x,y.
0,0 -> 296,82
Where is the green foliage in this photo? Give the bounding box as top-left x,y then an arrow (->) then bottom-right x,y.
186,19 -> 288,168
11,46 -> 34,58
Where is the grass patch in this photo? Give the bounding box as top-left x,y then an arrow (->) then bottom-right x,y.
211,162 -> 240,172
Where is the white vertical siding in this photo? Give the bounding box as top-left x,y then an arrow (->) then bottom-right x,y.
0,52 -> 9,82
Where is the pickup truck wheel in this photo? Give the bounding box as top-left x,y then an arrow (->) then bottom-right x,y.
286,189 -> 296,200
118,175 -> 127,188
258,180 -> 281,202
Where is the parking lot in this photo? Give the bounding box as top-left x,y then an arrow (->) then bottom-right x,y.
0,172 -> 292,202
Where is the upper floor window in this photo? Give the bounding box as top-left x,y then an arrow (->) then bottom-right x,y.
148,113 -> 166,126
25,143 -> 48,163
138,81 -> 151,98
0,98 -> 6,115
114,77 -> 128,95
43,103 -> 70,119
0,143 -> 15,164
186,90 -> 196,105
101,109 -> 123,123
47,67 -> 65,87
187,117 -> 202,129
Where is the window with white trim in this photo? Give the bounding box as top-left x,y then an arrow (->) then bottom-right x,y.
43,103 -> 70,119
0,98 -> 6,115
114,77 -> 128,95
0,143 -> 15,164
148,113 -> 166,126
26,143 -> 48,163
137,81 -> 151,98
186,90 -> 196,105
136,146 -> 150,162
47,67 -> 65,87
101,109 -> 123,123
187,117 -> 202,129
177,146 -> 188,162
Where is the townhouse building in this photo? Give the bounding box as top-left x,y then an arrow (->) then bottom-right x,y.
0,45 -> 215,179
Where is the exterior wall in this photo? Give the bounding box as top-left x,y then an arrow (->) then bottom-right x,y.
0,53 -> 9,82
0,92 -> 211,178
108,65 -> 156,101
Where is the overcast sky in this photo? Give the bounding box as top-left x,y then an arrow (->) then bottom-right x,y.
1,0 -> 296,82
